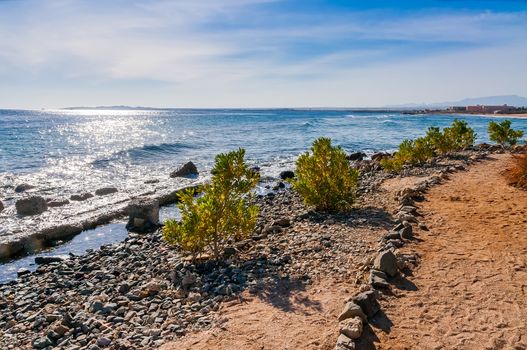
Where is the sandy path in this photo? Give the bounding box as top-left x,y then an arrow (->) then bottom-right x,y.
377,154 -> 527,350
161,279 -> 357,350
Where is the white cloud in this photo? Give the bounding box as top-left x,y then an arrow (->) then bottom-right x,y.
0,0 -> 525,108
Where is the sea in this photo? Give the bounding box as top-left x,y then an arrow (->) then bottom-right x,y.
1,108 -> 526,282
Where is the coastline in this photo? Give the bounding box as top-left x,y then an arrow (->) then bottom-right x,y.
1,144 -> 519,349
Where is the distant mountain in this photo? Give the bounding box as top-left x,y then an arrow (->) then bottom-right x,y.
63,105 -> 162,110
388,95 -> 527,108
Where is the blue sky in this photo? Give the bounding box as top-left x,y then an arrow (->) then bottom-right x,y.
0,0 -> 526,108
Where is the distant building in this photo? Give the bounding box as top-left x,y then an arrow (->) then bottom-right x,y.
447,106 -> 466,112
465,104 -> 512,113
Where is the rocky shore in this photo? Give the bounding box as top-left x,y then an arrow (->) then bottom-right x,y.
0,144 -> 514,349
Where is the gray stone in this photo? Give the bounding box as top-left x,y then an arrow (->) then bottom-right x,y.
335,333 -> 356,350
383,231 -> 400,240
47,198 -> 70,207
339,316 -> 363,339
144,280 -> 166,294
16,196 -> 48,216
373,250 -> 398,277
90,300 -> 104,313
17,268 -> 31,277
371,152 -> 390,162
418,223 -> 429,231
396,212 -> 418,224
369,270 -> 389,289
96,337 -> 111,347
35,256 -> 65,265
279,170 -> 295,180
272,218 -> 291,227
346,152 -> 366,161
399,225 -> 413,239
95,187 -> 118,196
170,161 -> 198,178
70,193 -> 94,201
32,336 -> 52,349
126,198 -> 159,233
15,183 -> 35,193
264,224 -> 283,235
181,271 -> 197,288
337,301 -> 366,321
353,291 -> 380,319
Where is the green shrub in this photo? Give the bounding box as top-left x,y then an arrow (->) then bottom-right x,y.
291,137 -> 359,212
443,119 -> 476,151
488,120 -> 525,146
380,137 -> 434,172
163,148 -> 259,260
381,119 -> 476,172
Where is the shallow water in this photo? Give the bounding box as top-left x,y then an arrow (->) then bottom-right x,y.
0,222 -> 128,283
0,204 -> 183,283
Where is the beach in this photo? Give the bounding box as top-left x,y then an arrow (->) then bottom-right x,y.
3,143 -> 525,349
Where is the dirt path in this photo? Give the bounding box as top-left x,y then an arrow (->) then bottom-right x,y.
161,279 -> 357,350
377,154 -> 527,350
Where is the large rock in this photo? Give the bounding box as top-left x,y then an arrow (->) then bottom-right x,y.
70,193 -> 94,201
339,316 -> 363,339
338,301 -> 367,321
373,250 -> 398,277
346,152 -> 366,161
353,291 -> 380,319
16,196 -> 48,216
170,162 -> 198,178
126,198 -> 159,233
14,183 -> 35,193
95,187 -> 118,196
279,170 -> 295,180
0,200 -> 3,212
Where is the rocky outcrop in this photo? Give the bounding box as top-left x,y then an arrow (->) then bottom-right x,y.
15,196 -> 48,216
95,187 -> 118,196
170,162 -> 198,178
0,200 -> 4,212
126,198 -> 159,233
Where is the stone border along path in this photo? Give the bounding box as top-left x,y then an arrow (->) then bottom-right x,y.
333,155 -> 480,350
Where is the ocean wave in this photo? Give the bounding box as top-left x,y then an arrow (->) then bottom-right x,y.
92,142 -> 197,167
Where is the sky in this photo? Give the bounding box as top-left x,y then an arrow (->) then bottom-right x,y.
0,0 -> 526,109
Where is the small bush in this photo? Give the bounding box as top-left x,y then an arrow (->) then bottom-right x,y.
291,137 -> 359,212
381,119 -> 476,172
505,153 -> 527,190
443,119 -> 477,150
163,148 -> 259,260
380,137 -> 434,172
488,120 -> 525,146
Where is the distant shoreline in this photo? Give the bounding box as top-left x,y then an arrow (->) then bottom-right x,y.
437,113 -> 527,119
